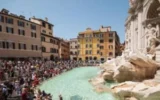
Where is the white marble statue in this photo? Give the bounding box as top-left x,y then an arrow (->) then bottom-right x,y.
145,24 -> 158,47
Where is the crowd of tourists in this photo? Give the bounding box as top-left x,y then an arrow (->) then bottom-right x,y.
0,59 -> 83,100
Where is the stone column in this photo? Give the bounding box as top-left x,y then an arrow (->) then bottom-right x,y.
131,21 -> 134,51
133,19 -> 137,52
138,12 -> 142,50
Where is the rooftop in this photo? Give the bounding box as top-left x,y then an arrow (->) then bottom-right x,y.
0,8 -> 39,25
31,17 -> 54,26
79,26 -> 112,34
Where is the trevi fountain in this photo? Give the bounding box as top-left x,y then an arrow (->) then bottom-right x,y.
39,0 -> 160,100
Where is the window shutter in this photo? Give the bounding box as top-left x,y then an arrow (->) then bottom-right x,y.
19,43 -> 21,49
12,43 -> 15,49
12,28 -> 14,33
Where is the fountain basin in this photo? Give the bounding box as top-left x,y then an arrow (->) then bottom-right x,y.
39,67 -> 116,100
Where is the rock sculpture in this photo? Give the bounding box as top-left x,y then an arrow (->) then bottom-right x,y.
111,80 -> 160,100
90,52 -> 160,94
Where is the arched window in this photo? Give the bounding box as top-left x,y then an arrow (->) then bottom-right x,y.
85,57 -> 88,61
94,57 -> 97,60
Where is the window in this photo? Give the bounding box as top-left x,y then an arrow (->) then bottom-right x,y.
109,45 -> 113,49
48,24 -> 52,30
0,42 -> 10,49
70,51 -> 73,55
30,24 -> 36,30
100,33 -> 103,37
96,34 -> 99,38
0,41 -> 2,48
86,39 -> 88,42
0,25 -> 2,32
50,39 -> 53,43
86,44 -> 88,48
97,50 -> 100,54
12,43 -> 15,49
75,52 -> 77,55
42,47 -> 46,52
100,52 -> 103,56
109,33 -> 113,37
6,27 -> 14,33
18,43 -> 26,50
109,39 -> 113,43
85,50 -> 88,55
0,15 -> 4,22
2,42 -> 5,48
31,32 -> 36,38
42,22 -> 46,27
85,57 -> 88,60
42,30 -> 46,33
100,46 -> 104,49
109,52 -> 113,56
6,17 -> 13,24
24,44 -> 26,50
6,42 -> 9,49
17,20 -> 25,27
18,29 -> 25,36
31,45 -> 38,51
89,44 -> 92,48
41,37 -> 45,42
89,50 -> 92,54
100,40 -> 104,43
8,42 -> 15,49
50,48 -> 54,53
49,32 -> 52,35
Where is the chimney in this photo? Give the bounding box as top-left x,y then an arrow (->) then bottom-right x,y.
45,17 -> 48,22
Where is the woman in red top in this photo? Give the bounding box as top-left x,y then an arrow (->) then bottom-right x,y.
21,88 -> 28,100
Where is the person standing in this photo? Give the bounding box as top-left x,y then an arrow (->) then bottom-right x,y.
59,94 -> 63,100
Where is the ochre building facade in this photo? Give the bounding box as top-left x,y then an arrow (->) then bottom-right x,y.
77,26 -> 120,61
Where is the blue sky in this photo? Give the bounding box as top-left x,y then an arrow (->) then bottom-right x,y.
0,0 -> 129,43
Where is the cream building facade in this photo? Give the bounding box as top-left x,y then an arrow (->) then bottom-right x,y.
69,38 -> 78,60
125,0 -> 160,60
0,9 -> 42,59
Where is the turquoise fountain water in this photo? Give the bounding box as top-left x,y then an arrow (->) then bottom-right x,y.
39,67 -> 116,100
